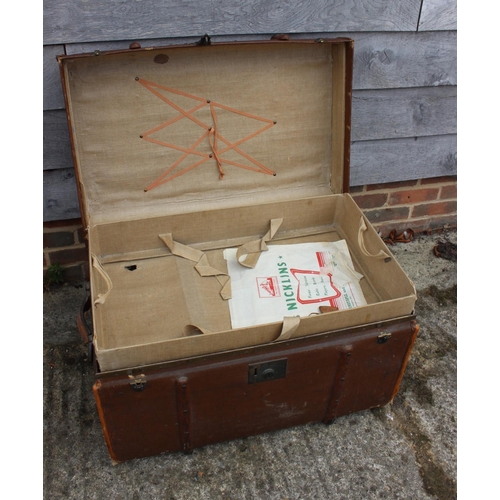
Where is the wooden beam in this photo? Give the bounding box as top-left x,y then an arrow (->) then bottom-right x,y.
350,134 -> 457,186
44,110 -> 73,170
44,45 -> 65,110
419,0 -> 457,31
43,0 -> 421,45
43,168 -> 81,221
352,86 -> 456,141
352,31 -> 456,89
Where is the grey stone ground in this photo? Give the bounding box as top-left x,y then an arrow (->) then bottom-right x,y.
43,229 -> 457,500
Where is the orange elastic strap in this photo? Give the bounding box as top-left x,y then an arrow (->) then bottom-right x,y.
137,79 -> 276,190
141,101 -> 207,139
209,103 -> 225,179
139,79 -> 206,103
144,130 -> 211,191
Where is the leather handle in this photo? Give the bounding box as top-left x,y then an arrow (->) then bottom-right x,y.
77,295 -> 92,344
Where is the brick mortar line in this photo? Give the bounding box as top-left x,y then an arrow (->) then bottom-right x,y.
404,209 -> 455,217
368,212 -> 457,223
43,261 -> 87,270
370,215 -> 457,223
44,243 -> 87,253
372,214 -> 455,232
360,201 -> 457,211
357,183 -> 457,196
43,226 -> 82,234
388,200 -> 457,209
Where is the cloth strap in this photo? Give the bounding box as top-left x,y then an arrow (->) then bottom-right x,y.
182,315 -> 300,342
160,219 -> 287,336
182,324 -> 212,337
159,233 -> 231,300
358,217 -> 391,260
274,315 -> 301,341
159,218 -> 283,297
236,218 -> 283,268
91,254 -> 113,306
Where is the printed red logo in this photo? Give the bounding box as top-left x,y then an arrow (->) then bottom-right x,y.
256,277 -> 281,298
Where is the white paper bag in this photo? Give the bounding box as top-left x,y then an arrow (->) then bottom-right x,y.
224,240 -> 367,328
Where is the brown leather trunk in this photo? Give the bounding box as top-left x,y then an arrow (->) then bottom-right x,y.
91,317 -> 418,462
60,36 -> 419,462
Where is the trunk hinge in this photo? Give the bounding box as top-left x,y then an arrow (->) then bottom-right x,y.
196,34 -> 211,46
128,373 -> 147,391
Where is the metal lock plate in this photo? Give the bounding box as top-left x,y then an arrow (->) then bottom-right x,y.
248,359 -> 287,384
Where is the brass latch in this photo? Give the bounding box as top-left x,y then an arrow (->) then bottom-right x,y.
377,332 -> 392,344
128,373 -> 147,391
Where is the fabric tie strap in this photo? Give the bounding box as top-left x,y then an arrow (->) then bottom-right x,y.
159,233 -> 232,300
91,254 -> 113,306
236,218 -> 283,268
274,316 -> 301,341
182,324 -> 212,337
358,217 -> 391,260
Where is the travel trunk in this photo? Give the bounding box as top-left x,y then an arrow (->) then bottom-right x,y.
58,37 -> 418,462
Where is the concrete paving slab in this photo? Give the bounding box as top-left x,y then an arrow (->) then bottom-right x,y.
43,229 -> 457,499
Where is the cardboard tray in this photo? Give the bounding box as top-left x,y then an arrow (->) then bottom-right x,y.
58,38 -> 416,372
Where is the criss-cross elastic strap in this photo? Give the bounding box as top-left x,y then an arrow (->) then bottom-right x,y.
137,79 -> 276,191
208,102 -> 225,179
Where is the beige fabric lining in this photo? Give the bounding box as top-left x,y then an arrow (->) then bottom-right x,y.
63,43 -> 338,226
95,296 -> 417,372
93,195 -> 339,259
89,194 -> 415,365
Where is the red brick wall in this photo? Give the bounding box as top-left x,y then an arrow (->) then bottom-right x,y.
43,219 -> 89,283
351,176 -> 457,237
43,176 -> 457,282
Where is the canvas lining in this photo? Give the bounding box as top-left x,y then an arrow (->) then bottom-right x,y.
62,43 -> 340,226
89,194 -> 416,371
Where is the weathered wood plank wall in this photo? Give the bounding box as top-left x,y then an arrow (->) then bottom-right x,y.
43,0 -> 457,221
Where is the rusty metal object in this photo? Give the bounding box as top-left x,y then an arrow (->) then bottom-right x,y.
383,228 -> 415,245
